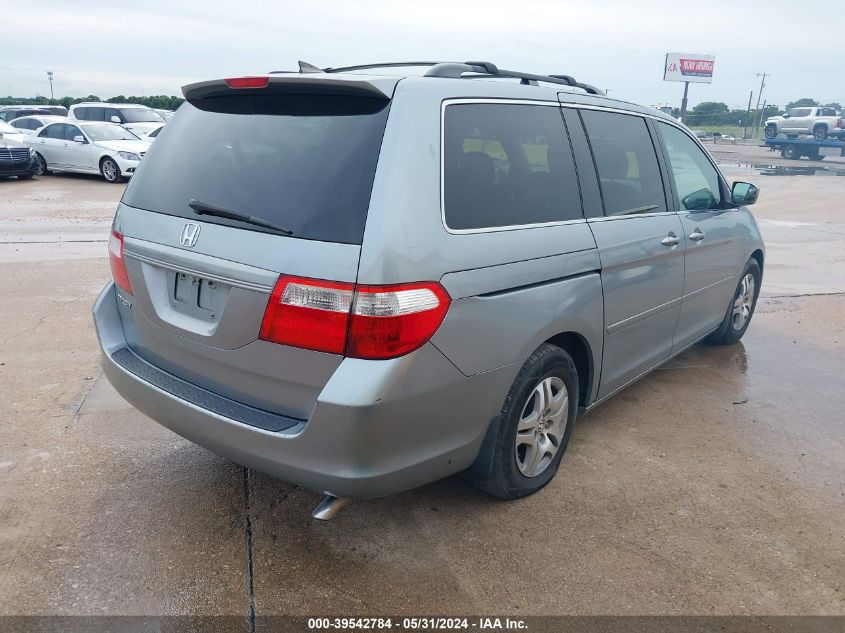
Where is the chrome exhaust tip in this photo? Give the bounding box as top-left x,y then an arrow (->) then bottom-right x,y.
312,495 -> 351,521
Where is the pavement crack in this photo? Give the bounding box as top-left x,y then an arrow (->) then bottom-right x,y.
243,467 -> 257,633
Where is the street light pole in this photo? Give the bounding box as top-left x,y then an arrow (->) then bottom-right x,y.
47,71 -> 54,101
743,90 -> 753,140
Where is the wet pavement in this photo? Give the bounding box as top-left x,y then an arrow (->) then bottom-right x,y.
0,151 -> 843,619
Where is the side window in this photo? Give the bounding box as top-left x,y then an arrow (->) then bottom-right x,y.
74,107 -> 88,120
64,125 -> 82,141
45,124 -> 66,139
443,103 -> 582,230
10,119 -> 26,129
105,108 -> 122,122
88,107 -> 104,121
656,122 -> 723,211
581,110 -> 667,215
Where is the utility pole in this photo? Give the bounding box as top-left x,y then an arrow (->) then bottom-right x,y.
47,71 -> 54,101
752,72 -> 767,138
754,100 -> 767,139
743,90 -> 753,140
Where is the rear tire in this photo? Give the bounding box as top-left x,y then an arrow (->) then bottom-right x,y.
466,343 -> 578,500
101,157 -> 121,183
706,258 -> 761,345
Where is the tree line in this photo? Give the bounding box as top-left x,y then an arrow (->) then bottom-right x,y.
0,95 -> 184,111
676,98 -> 842,128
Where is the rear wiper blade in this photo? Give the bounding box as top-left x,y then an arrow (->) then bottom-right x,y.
188,199 -> 293,236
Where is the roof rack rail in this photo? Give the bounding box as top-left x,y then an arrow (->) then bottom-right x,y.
324,61 -> 445,73
270,60 -> 604,95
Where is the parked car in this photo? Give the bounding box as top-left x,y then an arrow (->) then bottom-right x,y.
140,123 -> 165,141
39,105 -> 69,116
93,62 -> 764,517
26,120 -> 150,182
68,102 -> 166,136
8,114 -> 66,135
0,120 -> 26,143
0,135 -> 38,180
764,106 -> 843,140
715,134 -> 736,144
692,130 -> 707,139
0,105 -> 53,122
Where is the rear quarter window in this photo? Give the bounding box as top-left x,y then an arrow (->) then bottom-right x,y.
443,103 -> 582,230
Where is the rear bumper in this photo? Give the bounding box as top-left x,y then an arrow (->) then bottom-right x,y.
94,283 -> 514,497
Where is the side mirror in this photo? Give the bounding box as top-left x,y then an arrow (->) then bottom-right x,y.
73,135 -> 87,143
731,182 -> 759,206
110,115 -> 121,124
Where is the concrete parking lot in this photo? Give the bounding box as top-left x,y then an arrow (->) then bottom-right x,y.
0,144 -> 843,619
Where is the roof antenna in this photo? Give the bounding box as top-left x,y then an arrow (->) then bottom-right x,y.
298,61 -> 324,74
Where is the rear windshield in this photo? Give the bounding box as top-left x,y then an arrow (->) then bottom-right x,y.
122,93 -> 391,244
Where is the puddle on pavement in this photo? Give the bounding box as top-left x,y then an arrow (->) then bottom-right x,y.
720,163 -> 845,176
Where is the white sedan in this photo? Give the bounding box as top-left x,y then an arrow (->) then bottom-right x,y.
26,121 -> 151,183
8,114 -> 66,136
0,120 -> 27,144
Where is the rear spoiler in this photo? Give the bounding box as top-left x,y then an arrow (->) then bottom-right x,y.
182,75 -> 398,102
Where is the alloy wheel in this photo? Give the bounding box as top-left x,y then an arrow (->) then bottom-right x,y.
732,273 -> 756,330
514,376 -> 569,477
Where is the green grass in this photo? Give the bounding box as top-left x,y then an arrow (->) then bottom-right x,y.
687,124 -> 759,139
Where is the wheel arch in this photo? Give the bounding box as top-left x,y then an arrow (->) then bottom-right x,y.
750,248 -> 764,274
544,331 -> 595,408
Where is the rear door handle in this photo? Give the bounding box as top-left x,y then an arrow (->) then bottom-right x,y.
689,229 -> 706,242
660,233 -> 680,247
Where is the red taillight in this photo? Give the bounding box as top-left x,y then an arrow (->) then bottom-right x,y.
108,229 -> 132,294
224,76 -> 270,89
348,282 -> 451,359
259,276 -> 451,359
259,276 -> 354,355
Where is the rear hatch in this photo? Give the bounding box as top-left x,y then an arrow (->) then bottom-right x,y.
112,74 -> 396,419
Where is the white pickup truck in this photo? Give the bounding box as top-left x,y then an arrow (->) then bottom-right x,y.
765,106 -> 844,140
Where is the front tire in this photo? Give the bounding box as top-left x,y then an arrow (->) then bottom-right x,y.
813,125 -> 828,140
706,258 -> 761,345
101,157 -> 121,183
34,153 -> 49,176
467,343 -> 578,500
764,124 -> 777,139
783,144 -> 800,160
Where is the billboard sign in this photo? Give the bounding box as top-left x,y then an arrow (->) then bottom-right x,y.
664,53 -> 715,84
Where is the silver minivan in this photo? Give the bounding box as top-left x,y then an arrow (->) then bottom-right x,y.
94,62 -> 764,518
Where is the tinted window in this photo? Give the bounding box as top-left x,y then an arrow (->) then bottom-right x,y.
74,107 -> 89,119
122,94 -> 390,245
657,122 -> 722,211
64,124 -> 83,141
581,110 -> 666,215
788,108 -> 812,117
105,108 -> 122,122
44,123 -> 66,139
443,104 -> 581,230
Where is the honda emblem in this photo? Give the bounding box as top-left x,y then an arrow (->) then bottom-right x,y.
180,223 -> 201,248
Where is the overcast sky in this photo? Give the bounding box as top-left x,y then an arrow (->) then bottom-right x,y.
4,0 -> 842,110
